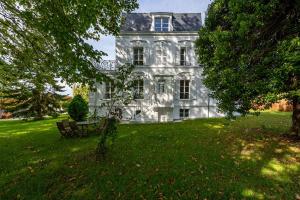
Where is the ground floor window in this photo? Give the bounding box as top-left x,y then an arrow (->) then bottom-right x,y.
134,110 -> 142,120
180,109 -> 189,119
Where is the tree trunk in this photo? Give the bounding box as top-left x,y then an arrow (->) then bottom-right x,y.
291,97 -> 300,136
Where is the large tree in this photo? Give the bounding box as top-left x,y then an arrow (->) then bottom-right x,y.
1,72 -> 66,119
0,0 -> 138,119
0,0 -> 138,85
195,0 -> 300,134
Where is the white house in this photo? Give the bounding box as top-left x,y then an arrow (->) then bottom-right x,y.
89,12 -> 224,122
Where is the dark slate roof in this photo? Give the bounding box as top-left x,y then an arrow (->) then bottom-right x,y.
121,13 -> 202,32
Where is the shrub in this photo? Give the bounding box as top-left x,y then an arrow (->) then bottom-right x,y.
67,95 -> 88,122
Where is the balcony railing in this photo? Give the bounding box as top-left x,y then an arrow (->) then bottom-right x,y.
93,60 -> 116,71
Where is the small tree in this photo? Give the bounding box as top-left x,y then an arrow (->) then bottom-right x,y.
96,64 -> 136,158
68,95 -> 88,122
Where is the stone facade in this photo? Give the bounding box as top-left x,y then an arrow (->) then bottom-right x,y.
89,12 -> 224,122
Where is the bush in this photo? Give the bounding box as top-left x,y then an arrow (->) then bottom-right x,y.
67,95 -> 88,122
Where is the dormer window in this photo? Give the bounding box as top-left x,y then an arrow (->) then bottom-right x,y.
155,17 -> 169,32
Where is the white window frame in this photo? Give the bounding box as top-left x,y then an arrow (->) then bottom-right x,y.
133,47 -> 144,65
155,17 -> 169,32
179,109 -> 189,119
180,80 -> 190,99
180,47 -> 187,66
151,14 -> 173,32
133,79 -> 144,99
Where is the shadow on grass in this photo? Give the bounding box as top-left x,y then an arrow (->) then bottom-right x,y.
0,112 -> 299,199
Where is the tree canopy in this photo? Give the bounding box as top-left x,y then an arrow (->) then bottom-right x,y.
195,0 -> 300,134
0,0 -> 138,85
0,0 -> 138,119
1,71 -> 66,119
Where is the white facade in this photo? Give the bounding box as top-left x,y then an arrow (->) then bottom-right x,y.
89,13 -> 223,122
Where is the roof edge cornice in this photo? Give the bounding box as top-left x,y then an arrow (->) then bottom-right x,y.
119,32 -> 199,36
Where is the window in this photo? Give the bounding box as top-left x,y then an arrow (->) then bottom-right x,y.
180,109 -> 189,119
133,47 -> 143,65
180,80 -> 190,99
158,80 -> 165,94
134,110 -> 141,120
155,17 -> 169,32
135,110 -> 141,116
180,47 -> 187,66
105,82 -> 114,99
133,79 -> 144,99
156,42 -> 167,64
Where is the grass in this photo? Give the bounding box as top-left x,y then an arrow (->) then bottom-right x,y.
0,112 -> 299,199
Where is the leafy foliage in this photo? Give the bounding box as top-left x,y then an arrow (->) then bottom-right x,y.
60,97 -> 72,113
195,0 -> 300,133
95,63 -> 137,158
0,0 -> 138,85
68,95 -> 88,122
72,84 -> 89,102
0,73 -> 65,119
0,0 -> 138,121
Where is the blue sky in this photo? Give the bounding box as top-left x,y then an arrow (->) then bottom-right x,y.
64,0 -> 212,95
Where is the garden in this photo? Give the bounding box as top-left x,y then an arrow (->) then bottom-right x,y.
0,112 -> 299,199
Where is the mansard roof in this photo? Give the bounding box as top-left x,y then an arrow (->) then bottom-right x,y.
121,12 -> 202,32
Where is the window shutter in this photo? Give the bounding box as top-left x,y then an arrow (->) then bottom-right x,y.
155,79 -> 159,93
191,79 -> 197,100
186,46 -> 192,66
175,45 -> 180,66
164,43 -> 170,64
129,47 -> 134,65
155,44 -> 160,65
149,79 -> 155,104
95,83 -> 103,100
174,79 -> 180,100
144,79 -> 150,100
144,46 -> 150,65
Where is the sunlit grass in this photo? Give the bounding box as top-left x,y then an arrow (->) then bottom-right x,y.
0,112 -> 299,199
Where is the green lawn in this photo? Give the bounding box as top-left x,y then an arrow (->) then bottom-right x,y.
0,112 -> 299,199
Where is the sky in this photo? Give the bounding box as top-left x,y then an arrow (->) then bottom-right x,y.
64,0 -> 212,95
